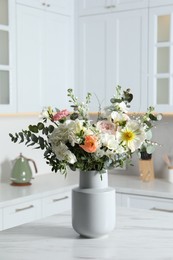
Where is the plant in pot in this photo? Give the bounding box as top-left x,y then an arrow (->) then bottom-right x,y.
9,86 -> 162,237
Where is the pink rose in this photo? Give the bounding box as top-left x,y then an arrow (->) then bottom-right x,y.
53,109 -> 70,121
96,120 -> 116,134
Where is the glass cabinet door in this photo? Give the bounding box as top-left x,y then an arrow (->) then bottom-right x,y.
0,0 -> 16,112
149,6 -> 173,112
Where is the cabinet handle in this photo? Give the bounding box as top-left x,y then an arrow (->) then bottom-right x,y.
47,4 -> 50,7
52,196 -> 69,203
105,5 -> 116,9
150,207 -> 173,213
42,2 -> 46,5
15,205 -> 34,213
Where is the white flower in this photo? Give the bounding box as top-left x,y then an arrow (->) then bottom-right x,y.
100,133 -> 119,151
110,111 -> 129,125
39,107 -> 50,119
49,123 -> 69,145
118,101 -> 129,113
116,120 -> 146,152
52,142 -> 77,164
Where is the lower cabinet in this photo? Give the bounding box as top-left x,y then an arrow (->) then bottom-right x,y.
3,199 -> 42,230
1,190 -> 72,231
42,191 -> 71,218
117,192 -> 173,212
0,209 -> 2,231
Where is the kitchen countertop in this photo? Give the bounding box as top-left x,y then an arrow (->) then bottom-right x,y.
0,207 -> 173,260
1,171 -> 173,208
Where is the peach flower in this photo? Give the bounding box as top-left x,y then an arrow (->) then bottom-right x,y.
80,135 -> 98,153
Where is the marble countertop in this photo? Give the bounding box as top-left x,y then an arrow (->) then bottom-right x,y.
1,172 -> 173,208
0,207 -> 173,260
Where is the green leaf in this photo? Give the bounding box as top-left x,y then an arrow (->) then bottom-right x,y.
48,125 -> 54,133
39,136 -> 45,149
70,113 -> 79,120
37,122 -> 44,130
110,98 -> 121,104
149,114 -> 157,121
31,134 -> 38,143
29,125 -> 38,133
18,132 -> 24,143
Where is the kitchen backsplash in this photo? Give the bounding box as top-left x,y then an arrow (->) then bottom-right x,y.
0,114 -> 172,182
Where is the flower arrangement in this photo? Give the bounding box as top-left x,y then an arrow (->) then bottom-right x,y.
9,86 -> 162,175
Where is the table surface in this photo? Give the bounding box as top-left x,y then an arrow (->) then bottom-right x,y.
0,207 -> 173,260
1,172 -> 173,208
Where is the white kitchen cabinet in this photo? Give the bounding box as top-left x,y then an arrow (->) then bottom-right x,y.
0,173 -> 77,231
0,209 -> 2,231
16,4 -> 74,112
77,8 -> 148,112
3,199 -> 42,230
119,193 -> 173,212
77,0 -> 148,16
149,0 -> 173,8
148,5 -> 173,112
0,0 -> 17,113
42,191 -> 71,218
16,0 -> 73,15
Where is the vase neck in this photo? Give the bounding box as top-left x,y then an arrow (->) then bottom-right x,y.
79,170 -> 108,189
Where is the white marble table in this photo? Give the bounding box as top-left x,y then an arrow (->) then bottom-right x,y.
0,207 -> 173,260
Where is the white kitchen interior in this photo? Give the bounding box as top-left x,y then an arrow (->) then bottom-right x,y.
1,0 -> 173,259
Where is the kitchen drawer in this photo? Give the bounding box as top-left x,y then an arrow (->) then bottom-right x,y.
0,209 -> 2,231
42,191 -> 71,218
3,199 -> 42,230
121,193 -> 173,212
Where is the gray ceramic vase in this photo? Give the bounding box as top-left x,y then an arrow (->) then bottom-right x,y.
72,170 -> 116,238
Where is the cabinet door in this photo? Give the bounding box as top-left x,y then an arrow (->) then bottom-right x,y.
42,12 -> 73,110
149,0 -> 173,7
16,5 -> 44,112
48,0 -> 73,15
3,199 -> 42,230
16,0 -> 44,9
16,0 -> 73,15
16,4 -> 73,112
0,0 -> 16,113
112,9 -> 148,112
0,209 -> 2,231
116,0 -> 148,11
42,191 -> 71,218
149,5 -> 173,112
121,193 -> 173,211
77,9 -> 148,112
78,0 -> 112,16
77,15 -> 108,111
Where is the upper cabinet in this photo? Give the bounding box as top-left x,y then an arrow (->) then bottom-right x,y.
0,0 -> 16,113
148,4 -> 173,112
76,2 -> 148,112
77,0 -> 148,15
16,0 -> 74,113
16,0 -> 73,15
76,0 -> 173,113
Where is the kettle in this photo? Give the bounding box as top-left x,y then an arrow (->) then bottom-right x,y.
11,153 -> 38,186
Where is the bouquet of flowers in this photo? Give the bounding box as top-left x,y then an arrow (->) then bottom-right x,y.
9,86 -> 162,175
